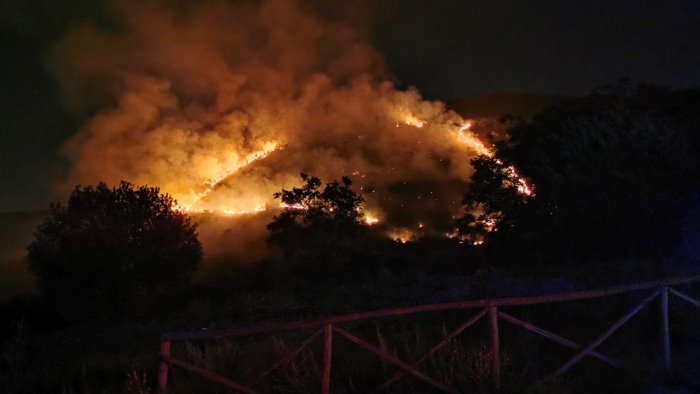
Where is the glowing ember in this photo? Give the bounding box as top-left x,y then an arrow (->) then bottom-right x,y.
364,213 -> 380,226
387,228 -> 418,244
483,218 -> 498,232
222,207 -> 266,216
403,116 -> 426,128
280,203 -> 306,211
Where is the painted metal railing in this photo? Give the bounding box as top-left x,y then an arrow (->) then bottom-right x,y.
158,276 -> 700,393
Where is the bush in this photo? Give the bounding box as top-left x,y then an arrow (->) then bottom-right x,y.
27,181 -> 202,318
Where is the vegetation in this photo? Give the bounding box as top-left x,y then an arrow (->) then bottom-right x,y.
458,83 -> 700,275
268,173 -> 368,271
456,155 -> 533,245
27,181 -> 202,319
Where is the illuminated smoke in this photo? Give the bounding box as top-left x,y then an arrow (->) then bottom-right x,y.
51,0 -> 525,262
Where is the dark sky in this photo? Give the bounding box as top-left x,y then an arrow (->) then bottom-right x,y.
374,0 -> 700,98
1,0 -> 699,211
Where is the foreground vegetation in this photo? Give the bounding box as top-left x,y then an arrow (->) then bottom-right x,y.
4,254 -> 700,393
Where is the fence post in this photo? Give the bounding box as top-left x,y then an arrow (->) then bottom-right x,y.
322,325 -> 333,394
159,340 -> 171,393
488,306 -> 500,390
661,287 -> 672,377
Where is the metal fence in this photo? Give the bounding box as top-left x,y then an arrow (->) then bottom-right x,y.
158,276 -> 700,393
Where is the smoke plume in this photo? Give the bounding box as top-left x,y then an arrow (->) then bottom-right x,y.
52,0 -> 490,263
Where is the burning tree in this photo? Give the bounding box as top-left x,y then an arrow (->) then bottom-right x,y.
28,181 -> 202,318
456,155 -> 533,245
459,83 -> 700,270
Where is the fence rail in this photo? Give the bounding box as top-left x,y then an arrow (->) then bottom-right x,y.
158,276 -> 700,393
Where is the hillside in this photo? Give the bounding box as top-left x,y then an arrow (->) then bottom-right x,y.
0,93 -> 561,302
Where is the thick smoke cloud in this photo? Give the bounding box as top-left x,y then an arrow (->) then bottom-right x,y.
52,0 -> 488,263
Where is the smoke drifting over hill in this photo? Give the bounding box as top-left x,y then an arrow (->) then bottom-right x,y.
52,0 -> 494,262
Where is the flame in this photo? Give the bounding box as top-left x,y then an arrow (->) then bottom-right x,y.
279,203 -> 306,210
364,212 -> 380,226
483,217 -> 498,232
401,115 -> 490,157
174,112 -> 533,247
208,141 -> 280,189
510,166 -> 534,196
387,228 -> 418,244
222,207 -> 266,215
181,141 -> 281,212
399,114 -> 534,197
179,113 -> 533,239
455,120 -> 492,157
403,115 -> 426,128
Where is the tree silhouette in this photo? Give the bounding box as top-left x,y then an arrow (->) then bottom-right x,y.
459,83 -> 700,269
28,181 -> 202,318
456,155 -> 531,244
267,173 -> 366,268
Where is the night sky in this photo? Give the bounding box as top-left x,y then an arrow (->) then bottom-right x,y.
1,0 -> 699,211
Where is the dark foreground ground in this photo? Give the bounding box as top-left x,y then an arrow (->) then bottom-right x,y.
2,209 -> 700,394
3,251 -> 700,393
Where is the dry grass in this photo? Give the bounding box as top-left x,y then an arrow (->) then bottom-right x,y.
161,320 -> 566,394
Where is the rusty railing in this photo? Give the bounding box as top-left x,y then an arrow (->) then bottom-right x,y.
158,276 -> 700,393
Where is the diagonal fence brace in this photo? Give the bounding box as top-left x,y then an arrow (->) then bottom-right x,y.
161,355 -> 258,394
498,311 -> 620,368
554,290 -> 660,376
333,326 -> 460,394
669,288 -> 700,308
245,326 -> 324,388
378,307 -> 488,391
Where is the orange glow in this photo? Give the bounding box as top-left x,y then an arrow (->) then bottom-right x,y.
177,112 -> 533,243
222,207 -> 266,216
403,115 -> 426,128
364,212 -> 380,226
56,0 -> 537,253
387,228 -> 418,244
181,141 -> 281,212
400,114 -> 534,198
279,203 -> 306,211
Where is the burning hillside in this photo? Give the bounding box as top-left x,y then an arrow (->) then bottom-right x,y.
52,0 -> 529,260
